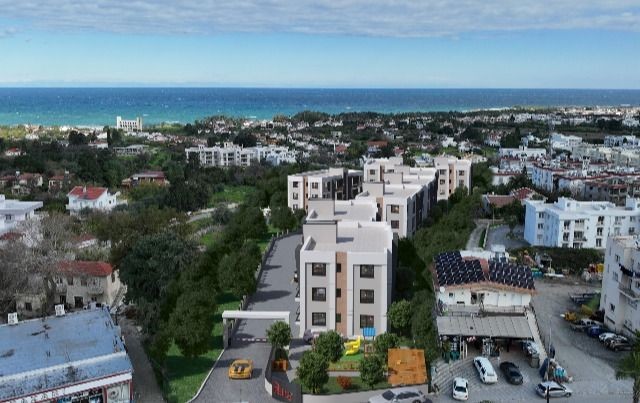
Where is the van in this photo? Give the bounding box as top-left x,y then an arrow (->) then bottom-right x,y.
473,357 -> 498,384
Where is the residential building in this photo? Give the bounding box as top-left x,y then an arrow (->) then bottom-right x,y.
0,172 -> 43,195
16,260 -> 122,317
434,155 -> 472,201
287,168 -> 363,211
582,176 -> 640,206
48,172 -> 72,193
121,170 -> 169,188
306,199 -> 377,224
116,115 -> 143,132
112,144 -> 148,156
524,196 -> 640,249
600,236 -> 640,337
185,143 -> 255,167
3,147 -> 23,157
490,167 -> 520,186
499,145 -> 547,159
298,220 -> 395,338
434,250 -> 535,314
550,132 -> 582,151
0,195 -> 43,236
66,186 -> 122,215
0,308 -> 133,403
604,135 -> 640,147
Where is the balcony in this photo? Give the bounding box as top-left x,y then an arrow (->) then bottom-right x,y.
87,283 -> 104,295
620,264 -> 634,278
619,283 -> 640,300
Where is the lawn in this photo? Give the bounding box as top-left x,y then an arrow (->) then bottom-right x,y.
199,231 -> 222,248
328,352 -> 364,371
164,294 -> 240,403
257,224 -> 279,253
208,185 -> 254,206
297,376 -> 391,395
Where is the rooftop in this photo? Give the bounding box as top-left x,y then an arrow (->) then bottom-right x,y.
0,196 -> 43,215
68,186 -> 107,201
307,221 -> 393,253
0,308 -> 132,401
437,316 -> 533,339
58,261 -> 114,277
307,200 -> 377,223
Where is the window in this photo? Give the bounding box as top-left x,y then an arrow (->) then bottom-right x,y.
360,289 -> 375,304
610,303 -> 616,313
439,179 -> 445,185
360,315 -> 374,329
614,272 -> 619,282
312,312 -> 326,326
360,265 -> 375,278
458,170 -> 466,176
336,263 -> 342,273
596,239 -> 602,248
311,182 -> 319,189
458,180 -> 465,187
25,302 -> 32,311
312,263 -> 326,276
293,204 -> 298,209
67,277 -> 74,286
292,181 -> 299,188
336,288 -> 342,298
369,169 -> 376,175
631,228 -> 636,235
390,205 -> 400,214
391,220 -> 400,229
111,272 -> 116,283
292,192 -> 298,200
312,287 -> 327,301
80,277 -> 87,286
336,313 -> 342,323
616,255 -> 621,263
538,223 -> 543,229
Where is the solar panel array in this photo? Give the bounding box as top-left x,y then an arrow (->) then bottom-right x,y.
435,251 -> 535,290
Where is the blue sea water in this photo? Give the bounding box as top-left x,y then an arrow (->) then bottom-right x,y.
0,88 -> 639,127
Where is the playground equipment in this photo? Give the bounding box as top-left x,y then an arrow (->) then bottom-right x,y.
344,335 -> 363,356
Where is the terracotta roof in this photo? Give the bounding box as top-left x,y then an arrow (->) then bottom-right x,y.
485,195 -> 517,208
68,186 -> 107,200
0,232 -> 23,241
511,187 -> 537,201
57,261 -> 114,277
134,171 -> 165,179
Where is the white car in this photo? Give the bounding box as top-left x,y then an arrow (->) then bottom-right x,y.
452,377 -> 469,401
599,332 -> 617,343
368,387 -> 430,403
473,356 -> 498,384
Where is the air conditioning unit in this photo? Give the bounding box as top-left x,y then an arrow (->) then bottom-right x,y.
7,313 -> 18,325
55,304 -> 65,317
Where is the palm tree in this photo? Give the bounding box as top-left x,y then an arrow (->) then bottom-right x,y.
616,332 -> 640,403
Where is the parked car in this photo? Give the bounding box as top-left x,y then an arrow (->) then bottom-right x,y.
227,359 -> 253,379
599,332 -> 618,343
608,338 -> 633,352
303,328 -> 322,344
570,318 -> 603,332
522,340 -> 540,357
587,325 -> 607,338
536,381 -> 572,398
452,377 -> 469,401
473,357 -> 498,384
368,387 -> 430,403
605,335 -> 629,347
499,361 -> 523,385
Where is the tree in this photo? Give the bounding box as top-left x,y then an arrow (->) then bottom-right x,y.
267,321 -> 292,350
216,241 -> 261,297
616,350 -> 640,403
168,287 -> 217,357
359,354 -> 384,389
314,330 -> 344,363
373,333 -> 399,362
68,130 -> 88,146
270,205 -> 297,231
387,300 -> 412,336
296,350 -> 329,394
411,290 -> 439,365
210,203 -> 232,225
507,215 -> 518,236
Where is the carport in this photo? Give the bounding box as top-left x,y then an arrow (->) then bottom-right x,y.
222,310 -> 290,347
437,315 -> 533,360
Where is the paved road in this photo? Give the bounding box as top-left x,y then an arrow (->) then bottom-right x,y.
194,233 -> 301,403
120,318 -> 165,403
466,223 -> 486,250
485,224 -> 528,251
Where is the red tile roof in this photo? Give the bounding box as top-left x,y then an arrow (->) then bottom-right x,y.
485,195 -> 517,208
68,186 -> 107,200
57,261 -> 114,277
510,187 -> 537,201
0,232 -> 23,241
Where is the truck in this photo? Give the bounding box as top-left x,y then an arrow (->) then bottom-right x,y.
570,318 -> 604,332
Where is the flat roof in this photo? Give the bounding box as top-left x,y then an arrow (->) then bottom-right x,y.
0,308 -> 132,400
437,316 -> 533,339
307,200 -> 377,223
309,222 -> 392,253
0,199 -> 43,215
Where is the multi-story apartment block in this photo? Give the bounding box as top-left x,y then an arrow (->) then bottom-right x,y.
66,186 -> 121,215
524,197 -> 640,249
499,145 -> 547,159
604,135 -> 640,147
287,168 -> 363,211
298,220 -> 395,338
112,144 -> 148,156
116,116 -> 143,132
600,236 -> 640,337
0,195 -> 43,236
583,176 -> 640,206
550,132 -> 582,151
434,156 -> 472,201
185,143 -> 254,167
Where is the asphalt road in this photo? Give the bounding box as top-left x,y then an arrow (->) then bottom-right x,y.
194,233 -> 301,403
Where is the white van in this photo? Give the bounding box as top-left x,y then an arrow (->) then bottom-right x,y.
473,357 -> 498,384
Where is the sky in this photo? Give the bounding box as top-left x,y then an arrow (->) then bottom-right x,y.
0,0 -> 639,88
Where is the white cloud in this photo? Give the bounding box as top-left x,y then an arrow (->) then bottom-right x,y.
0,0 -> 639,37
0,27 -> 17,38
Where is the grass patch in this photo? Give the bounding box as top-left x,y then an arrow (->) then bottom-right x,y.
164,294 -> 240,403
328,352 -> 364,371
208,185 -> 254,206
199,231 -> 222,248
257,224 -> 279,253
296,376 -> 391,395
478,228 -> 486,248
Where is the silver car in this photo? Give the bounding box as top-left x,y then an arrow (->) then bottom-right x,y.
368,387 -> 430,403
536,381 -> 573,398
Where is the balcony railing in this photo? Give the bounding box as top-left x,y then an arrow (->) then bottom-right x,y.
87,283 -> 104,295
619,283 -> 640,300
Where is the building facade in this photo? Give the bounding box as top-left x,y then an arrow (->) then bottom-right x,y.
116,116 -> 143,132
66,186 -> 121,215
0,195 -> 43,236
524,197 -> 640,249
287,168 -> 363,211
434,156 -> 472,201
298,220 -> 395,338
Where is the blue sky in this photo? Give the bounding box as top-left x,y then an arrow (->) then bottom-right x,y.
0,0 -> 639,88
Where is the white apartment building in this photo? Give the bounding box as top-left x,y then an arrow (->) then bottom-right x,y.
604,135 -> 640,147
185,143 -> 254,167
66,186 -> 121,216
600,236 -> 640,337
0,195 -> 43,236
306,199 -> 377,224
298,220 -> 395,338
434,156 -> 472,201
253,145 -> 297,166
287,168 -> 363,211
499,145 -> 547,159
524,197 -> 640,249
116,116 -> 143,132
550,132 -> 582,151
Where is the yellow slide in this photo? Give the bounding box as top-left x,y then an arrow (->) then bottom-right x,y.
344,335 -> 362,355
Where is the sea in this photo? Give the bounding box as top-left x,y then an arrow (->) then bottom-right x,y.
0,88 -> 639,127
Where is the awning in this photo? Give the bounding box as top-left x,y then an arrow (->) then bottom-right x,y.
437,315 -> 533,339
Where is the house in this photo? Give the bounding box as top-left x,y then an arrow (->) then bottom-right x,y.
0,195 -> 43,236
66,186 -> 122,215
600,236 -> 640,337
112,144 -> 148,156
434,155 -> 472,201
121,171 -> 169,188
48,172 -> 72,192
0,308 -> 133,403
16,260 -> 122,317
298,220 -> 396,338
3,147 -> 23,157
